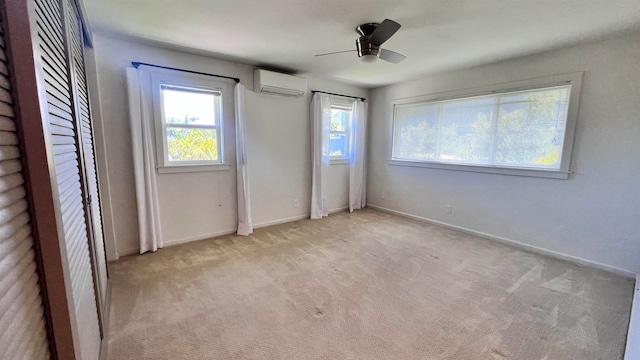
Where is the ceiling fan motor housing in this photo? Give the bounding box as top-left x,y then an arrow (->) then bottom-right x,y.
356,36 -> 380,57
355,23 -> 381,58
356,23 -> 379,37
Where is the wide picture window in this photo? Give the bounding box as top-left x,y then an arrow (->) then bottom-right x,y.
390,74 -> 582,178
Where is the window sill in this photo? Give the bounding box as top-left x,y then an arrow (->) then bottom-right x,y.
157,164 -> 230,174
330,159 -> 350,165
387,159 -> 571,179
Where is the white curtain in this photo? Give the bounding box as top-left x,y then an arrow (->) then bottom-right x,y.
125,67 -> 163,253
310,93 -> 331,219
349,100 -> 368,212
235,83 -> 253,235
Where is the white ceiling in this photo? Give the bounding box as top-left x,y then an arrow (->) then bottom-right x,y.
83,0 -> 640,88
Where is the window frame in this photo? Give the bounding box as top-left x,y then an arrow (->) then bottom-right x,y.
329,98 -> 354,164
388,72 -> 583,179
151,71 -> 232,173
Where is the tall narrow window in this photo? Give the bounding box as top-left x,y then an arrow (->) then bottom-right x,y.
159,84 -> 223,165
329,104 -> 352,162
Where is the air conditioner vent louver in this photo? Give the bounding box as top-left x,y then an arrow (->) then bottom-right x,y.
254,69 -> 307,97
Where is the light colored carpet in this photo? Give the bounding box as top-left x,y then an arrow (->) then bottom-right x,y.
107,209 -> 633,360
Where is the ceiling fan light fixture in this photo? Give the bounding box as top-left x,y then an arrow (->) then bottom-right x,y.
360,54 -> 378,63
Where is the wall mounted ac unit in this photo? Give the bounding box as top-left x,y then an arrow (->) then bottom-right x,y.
254,69 -> 307,97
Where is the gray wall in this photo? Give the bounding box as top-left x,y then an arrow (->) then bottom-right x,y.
367,32 -> 640,274
88,34 -> 367,259
90,30 -> 640,275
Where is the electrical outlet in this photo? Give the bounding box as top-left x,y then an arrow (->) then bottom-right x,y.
293,199 -> 299,207
446,205 -> 453,214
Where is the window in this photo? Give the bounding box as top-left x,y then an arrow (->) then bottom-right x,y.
330,101 -> 353,163
390,73 -> 582,179
152,72 -> 232,172
161,85 -> 221,164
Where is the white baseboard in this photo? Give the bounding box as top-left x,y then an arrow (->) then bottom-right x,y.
117,205 -> 632,278
253,214 -> 310,229
367,204 -> 635,278
625,275 -> 640,359
329,206 -> 349,214
117,208 -> 352,257
117,228 -> 237,257
252,207 -> 348,229
163,229 -> 237,247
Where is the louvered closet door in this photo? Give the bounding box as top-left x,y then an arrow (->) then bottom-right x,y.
34,0 -> 102,358
66,0 -> 108,320
0,11 -> 51,360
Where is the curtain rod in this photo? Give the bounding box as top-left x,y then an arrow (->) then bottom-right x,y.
131,62 -> 240,83
311,90 -> 366,102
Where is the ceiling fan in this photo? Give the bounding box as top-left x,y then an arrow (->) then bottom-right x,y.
316,19 -> 406,64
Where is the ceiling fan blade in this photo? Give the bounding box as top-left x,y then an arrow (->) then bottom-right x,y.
315,50 -> 356,57
379,48 -> 406,64
369,19 -> 401,46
